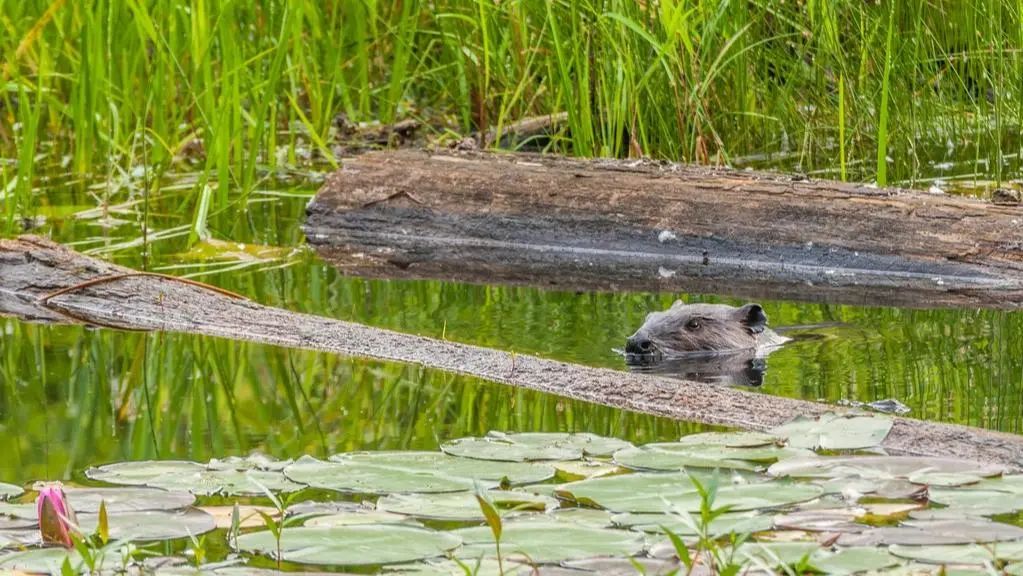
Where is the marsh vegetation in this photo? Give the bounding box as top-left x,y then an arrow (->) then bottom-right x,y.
3,0 -> 1023,573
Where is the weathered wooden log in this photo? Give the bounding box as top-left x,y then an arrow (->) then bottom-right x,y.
304,150 -> 1023,308
2,235 -> 1023,467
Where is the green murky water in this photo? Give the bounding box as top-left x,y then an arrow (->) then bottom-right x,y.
2,160 -> 1022,488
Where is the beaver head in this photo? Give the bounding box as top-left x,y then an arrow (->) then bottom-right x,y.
625,301 -> 783,363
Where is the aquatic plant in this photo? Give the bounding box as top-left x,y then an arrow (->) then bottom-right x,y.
3,0 -> 1023,238
35,482 -> 79,548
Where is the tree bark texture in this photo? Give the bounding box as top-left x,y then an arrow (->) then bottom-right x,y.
305,150 -> 1023,308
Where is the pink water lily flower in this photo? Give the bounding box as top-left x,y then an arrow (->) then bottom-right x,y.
36,482 -> 79,548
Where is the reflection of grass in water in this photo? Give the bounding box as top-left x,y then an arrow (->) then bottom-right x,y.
4,0 -> 1023,236
0,320 -> 696,483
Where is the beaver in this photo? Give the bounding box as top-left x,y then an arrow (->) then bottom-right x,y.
625,301 -> 789,365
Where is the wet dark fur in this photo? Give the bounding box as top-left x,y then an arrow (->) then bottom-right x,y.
625,301 -> 788,362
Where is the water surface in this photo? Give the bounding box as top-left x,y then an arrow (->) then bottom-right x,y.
2,157 -> 1022,483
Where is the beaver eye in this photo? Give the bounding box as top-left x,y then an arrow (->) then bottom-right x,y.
685,319 -> 701,331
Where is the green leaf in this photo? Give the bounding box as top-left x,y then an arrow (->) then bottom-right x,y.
768,456 -> 1005,481
303,509 -> 421,528
235,524 -> 462,566
442,432 -> 633,462
614,511 -> 773,536
557,472 -> 822,513
661,526 -> 693,569
97,500 -> 109,545
65,487 -> 195,513
285,453 -> 552,495
675,431 -> 780,448
454,520 -> 645,563
835,518 -> 1023,546
889,542 -> 1023,565
475,493 -> 502,541
613,442 -> 808,472
769,412 -> 893,450
809,547 -> 901,575
377,490 -> 553,522
86,459 -> 303,496
0,549 -> 85,574
256,511 -> 280,539
926,487 -> 1023,515
76,508 -> 217,542
0,483 -> 22,501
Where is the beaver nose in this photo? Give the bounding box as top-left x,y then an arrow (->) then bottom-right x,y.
626,336 -> 654,354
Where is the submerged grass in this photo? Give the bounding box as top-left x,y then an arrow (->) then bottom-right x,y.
3,0 -> 1023,236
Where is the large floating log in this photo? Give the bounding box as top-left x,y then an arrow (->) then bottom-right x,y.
2,235 -> 1022,468
304,150 -> 1023,308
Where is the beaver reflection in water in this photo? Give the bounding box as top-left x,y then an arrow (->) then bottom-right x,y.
624,301 -> 789,386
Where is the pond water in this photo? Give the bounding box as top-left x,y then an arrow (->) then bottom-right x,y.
2,158 -> 1022,487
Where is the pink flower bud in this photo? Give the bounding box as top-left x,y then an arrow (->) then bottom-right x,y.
36,482 -> 79,548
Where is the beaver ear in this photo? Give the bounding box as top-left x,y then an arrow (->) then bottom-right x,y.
736,303 -> 767,334
670,299 -> 686,309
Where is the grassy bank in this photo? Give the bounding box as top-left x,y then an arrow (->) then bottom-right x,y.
2,0 -> 1022,228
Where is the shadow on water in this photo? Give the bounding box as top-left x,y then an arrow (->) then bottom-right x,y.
2,166 -> 1023,481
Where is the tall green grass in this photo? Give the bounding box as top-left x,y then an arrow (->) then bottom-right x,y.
2,0 -> 1022,227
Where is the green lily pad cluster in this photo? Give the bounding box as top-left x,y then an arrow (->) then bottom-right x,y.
3,420 -> 1023,574
86,454 -> 305,496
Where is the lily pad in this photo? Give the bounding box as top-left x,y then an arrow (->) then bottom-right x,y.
65,486 -> 195,513
0,546 -> 130,573
78,508 -> 217,542
810,547 -> 903,574
86,460 -> 204,483
199,505 -> 279,529
734,542 -> 900,573
563,557 -> 681,575
454,520 -> 645,563
770,413 -> 893,450
547,508 -> 615,528
613,442 -> 808,472
907,471 -> 986,487
675,431 -> 780,448
387,558 -> 511,576
377,490 -> 556,521
0,549 -> 87,573
835,518 -> 1023,546
556,472 -> 823,513
773,509 -> 865,533
612,510 -> 773,536
817,477 -> 926,500
235,524 -> 461,566
0,502 -> 37,521
928,487 -> 1023,514
768,456 -> 1005,481
286,453 -> 552,495
304,510 -> 422,528
0,484 -> 21,501
952,474 -> 1023,494
552,459 -> 622,480
733,541 -> 821,565
209,453 -> 293,472
441,432 -> 632,462
86,459 -> 303,496
285,501 -> 367,518
889,542 -> 1023,565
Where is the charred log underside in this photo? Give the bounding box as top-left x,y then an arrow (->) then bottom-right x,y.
305,150 -> 1023,308
2,235 -> 1022,468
